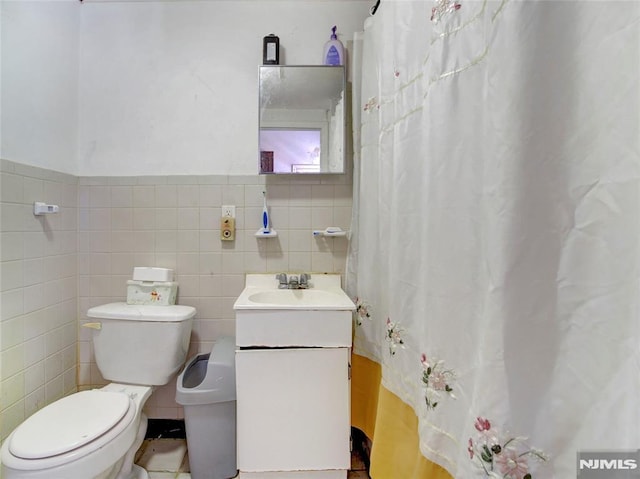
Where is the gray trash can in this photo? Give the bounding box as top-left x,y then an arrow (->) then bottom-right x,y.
176,336 -> 237,479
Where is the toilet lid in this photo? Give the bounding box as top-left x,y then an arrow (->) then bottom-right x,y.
9,390 -> 131,459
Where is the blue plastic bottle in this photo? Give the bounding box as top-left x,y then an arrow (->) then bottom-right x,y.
323,26 -> 344,66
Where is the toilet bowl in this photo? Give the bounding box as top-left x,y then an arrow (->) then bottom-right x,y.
1,268 -> 195,479
1,384 -> 152,479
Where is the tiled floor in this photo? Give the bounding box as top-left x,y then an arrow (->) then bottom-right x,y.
136,438 -> 370,479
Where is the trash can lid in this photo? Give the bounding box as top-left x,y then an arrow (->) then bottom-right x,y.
176,337 -> 236,405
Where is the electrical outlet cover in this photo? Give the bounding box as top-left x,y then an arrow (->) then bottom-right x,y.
222,205 -> 236,218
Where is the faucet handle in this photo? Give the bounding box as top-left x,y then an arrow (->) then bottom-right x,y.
275,273 -> 288,288
299,273 -> 311,288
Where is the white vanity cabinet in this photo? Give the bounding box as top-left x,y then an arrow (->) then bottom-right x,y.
233,274 -> 355,479
236,347 -> 350,475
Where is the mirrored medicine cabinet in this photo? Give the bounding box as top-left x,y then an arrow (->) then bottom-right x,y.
259,65 -> 346,175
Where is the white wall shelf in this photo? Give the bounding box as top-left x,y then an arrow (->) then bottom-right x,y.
255,228 -> 278,238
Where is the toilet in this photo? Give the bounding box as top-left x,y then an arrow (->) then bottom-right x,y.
1,269 -> 196,479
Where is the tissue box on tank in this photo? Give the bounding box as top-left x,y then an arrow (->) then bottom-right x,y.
126,280 -> 178,305
126,267 -> 178,305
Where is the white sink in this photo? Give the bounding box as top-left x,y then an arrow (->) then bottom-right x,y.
233,274 -> 355,347
247,289 -> 351,307
234,274 -> 355,311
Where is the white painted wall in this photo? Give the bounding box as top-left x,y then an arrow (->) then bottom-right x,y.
1,1 -> 368,177
1,1 -> 3,156
78,1 -> 370,176
0,1 -> 80,176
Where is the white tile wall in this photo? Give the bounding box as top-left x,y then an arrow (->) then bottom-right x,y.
78,174 -> 353,419
0,160 -> 78,442
0,160 -> 353,427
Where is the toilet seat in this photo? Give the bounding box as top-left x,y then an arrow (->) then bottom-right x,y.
2,388 -> 137,472
9,390 -> 131,460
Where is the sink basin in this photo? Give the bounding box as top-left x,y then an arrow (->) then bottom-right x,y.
234,274 -> 355,311
247,289 -> 351,308
234,274 -> 355,347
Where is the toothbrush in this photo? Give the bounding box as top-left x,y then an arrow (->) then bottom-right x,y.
262,191 -> 270,233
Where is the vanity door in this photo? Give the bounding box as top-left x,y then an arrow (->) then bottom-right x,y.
236,347 -> 350,473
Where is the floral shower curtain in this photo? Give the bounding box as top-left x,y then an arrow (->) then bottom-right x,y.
346,1 -> 640,478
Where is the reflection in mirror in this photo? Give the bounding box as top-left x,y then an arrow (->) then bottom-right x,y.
260,129 -> 322,173
259,66 -> 346,174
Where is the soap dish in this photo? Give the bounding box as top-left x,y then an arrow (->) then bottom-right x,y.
312,227 -> 347,237
255,228 -> 278,237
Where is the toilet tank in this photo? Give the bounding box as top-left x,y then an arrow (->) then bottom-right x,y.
86,303 -> 196,386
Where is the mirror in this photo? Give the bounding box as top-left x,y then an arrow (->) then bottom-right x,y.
259,66 -> 346,174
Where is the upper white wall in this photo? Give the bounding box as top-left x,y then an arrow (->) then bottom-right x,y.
0,1 -> 80,176
77,0 -> 370,176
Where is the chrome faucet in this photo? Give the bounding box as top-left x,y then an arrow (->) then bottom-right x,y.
276,272 -> 311,289
288,273 -> 311,289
